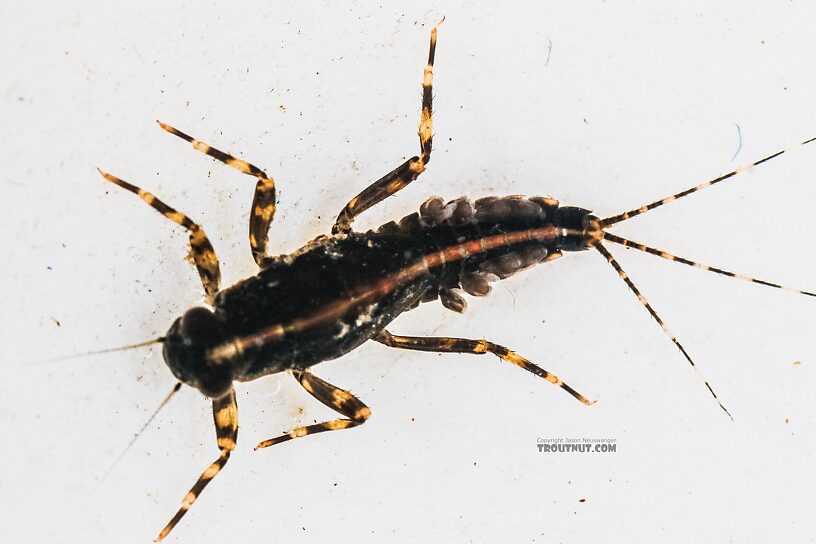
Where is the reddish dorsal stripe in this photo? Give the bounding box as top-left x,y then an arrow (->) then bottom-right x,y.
226,226 -> 561,353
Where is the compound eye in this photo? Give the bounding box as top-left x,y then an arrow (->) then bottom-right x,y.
180,307 -> 221,344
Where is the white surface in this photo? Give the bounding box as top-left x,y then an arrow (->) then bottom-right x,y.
3,2 -> 816,543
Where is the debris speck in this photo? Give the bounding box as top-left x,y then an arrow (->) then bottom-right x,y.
731,124 -> 742,161
544,37 -> 553,66
132,42 -> 146,64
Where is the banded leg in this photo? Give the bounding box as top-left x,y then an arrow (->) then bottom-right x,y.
255,370 -> 371,450
97,169 -> 221,303
332,18 -> 444,234
376,330 -> 593,405
156,388 -> 238,542
157,121 -> 277,267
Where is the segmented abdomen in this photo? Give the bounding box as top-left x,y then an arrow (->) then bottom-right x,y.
373,195 -> 564,313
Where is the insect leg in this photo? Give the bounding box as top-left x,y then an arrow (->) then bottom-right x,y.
255,370 -> 371,450
157,121 -> 277,268
155,388 -> 238,542
97,169 -> 221,303
332,18 -> 444,234
376,330 -> 593,405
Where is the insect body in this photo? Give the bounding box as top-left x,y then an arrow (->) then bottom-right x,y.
165,196 -> 599,399
97,20 -> 814,541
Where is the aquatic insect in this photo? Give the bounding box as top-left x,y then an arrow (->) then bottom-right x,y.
92,20 -> 815,541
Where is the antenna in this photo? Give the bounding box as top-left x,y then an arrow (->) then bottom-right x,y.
91,382 -> 183,493
27,337 -> 165,365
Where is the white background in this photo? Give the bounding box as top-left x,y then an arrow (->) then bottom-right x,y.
3,2 -> 816,543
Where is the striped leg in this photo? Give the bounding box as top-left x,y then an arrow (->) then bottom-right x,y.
157,122 -> 277,268
255,370 -> 371,450
332,18 -> 444,234
376,330 -> 593,405
97,169 -> 221,303
156,388 -> 238,542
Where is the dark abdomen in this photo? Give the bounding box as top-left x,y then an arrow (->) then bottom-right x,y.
374,195 -> 569,310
